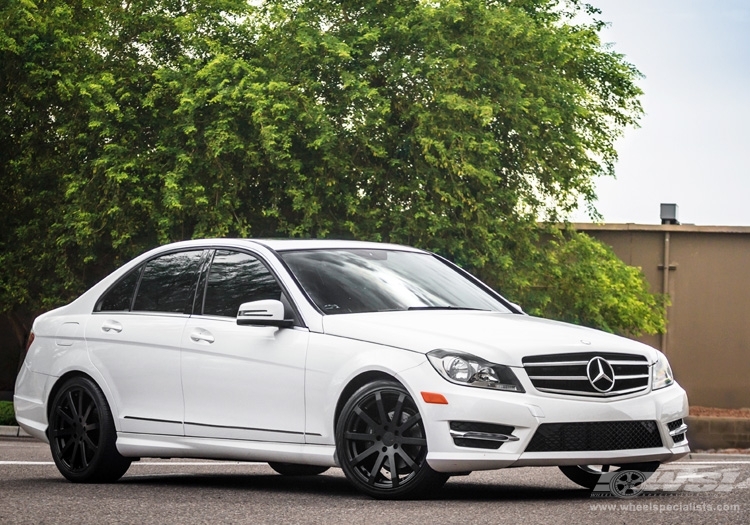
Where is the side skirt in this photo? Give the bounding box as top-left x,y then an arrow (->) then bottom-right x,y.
116,433 -> 337,467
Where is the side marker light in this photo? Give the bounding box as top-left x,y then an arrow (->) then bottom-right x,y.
421,392 -> 448,404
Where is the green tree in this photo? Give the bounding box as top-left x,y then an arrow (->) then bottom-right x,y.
1,0 -> 100,343
508,228 -> 666,336
1,0 -> 664,340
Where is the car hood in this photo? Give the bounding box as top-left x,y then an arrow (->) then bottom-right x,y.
321,311 -> 658,367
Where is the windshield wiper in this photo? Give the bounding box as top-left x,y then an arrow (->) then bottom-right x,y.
407,306 -> 485,311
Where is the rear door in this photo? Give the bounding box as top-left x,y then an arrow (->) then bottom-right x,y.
86,249 -> 205,436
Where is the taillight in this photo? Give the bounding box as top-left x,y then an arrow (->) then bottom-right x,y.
25,332 -> 35,353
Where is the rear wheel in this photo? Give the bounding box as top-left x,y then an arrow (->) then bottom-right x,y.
49,376 -> 131,483
268,462 -> 329,476
559,462 -> 660,491
336,380 -> 448,500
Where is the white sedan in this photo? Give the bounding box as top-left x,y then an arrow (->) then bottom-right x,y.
14,239 -> 689,499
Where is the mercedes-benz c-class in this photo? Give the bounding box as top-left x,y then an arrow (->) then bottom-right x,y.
14,239 -> 689,499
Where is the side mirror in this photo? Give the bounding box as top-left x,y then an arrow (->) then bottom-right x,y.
237,300 -> 294,328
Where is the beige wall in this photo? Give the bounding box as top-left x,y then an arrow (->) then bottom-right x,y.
576,224 -> 750,409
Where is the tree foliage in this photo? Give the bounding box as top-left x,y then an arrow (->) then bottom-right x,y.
513,229 -> 666,335
1,0 -> 664,336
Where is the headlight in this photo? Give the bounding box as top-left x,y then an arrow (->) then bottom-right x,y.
427,349 -> 524,392
652,351 -> 675,390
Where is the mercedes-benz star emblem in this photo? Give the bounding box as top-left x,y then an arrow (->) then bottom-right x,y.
587,356 -> 616,392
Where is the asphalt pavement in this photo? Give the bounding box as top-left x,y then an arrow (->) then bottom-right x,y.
1,437 -> 748,524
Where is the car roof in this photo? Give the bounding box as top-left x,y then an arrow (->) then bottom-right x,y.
152,238 -> 427,254
254,239 -> 426,253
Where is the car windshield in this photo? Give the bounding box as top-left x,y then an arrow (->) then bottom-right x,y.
279,249 -> 511,315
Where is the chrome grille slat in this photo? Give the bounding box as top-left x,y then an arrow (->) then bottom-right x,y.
528,374 -> 649,381
527,361 -> 590,366
527,375 -> 588,381
532,385 -> 651,397
527,359 -> 647,366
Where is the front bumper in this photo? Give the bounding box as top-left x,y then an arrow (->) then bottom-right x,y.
399,362 -> 690,473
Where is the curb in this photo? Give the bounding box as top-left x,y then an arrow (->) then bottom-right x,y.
688,453 -> 750,460
0,425 -> 31,438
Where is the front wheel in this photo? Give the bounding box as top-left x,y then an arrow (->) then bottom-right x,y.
335,380 -> 448,500
559,462 -> 660,491
48,376 -> 131,483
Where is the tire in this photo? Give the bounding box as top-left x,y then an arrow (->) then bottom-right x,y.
335,380 -> 448,500
559,462 -> 660,490
268,462 -> 329,476
48,376 -> 131,483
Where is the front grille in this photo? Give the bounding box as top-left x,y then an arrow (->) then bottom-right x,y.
525,420 -> 663,452
523,352 -> 650,397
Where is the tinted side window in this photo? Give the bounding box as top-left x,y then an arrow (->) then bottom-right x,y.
133,251 -> 204,313
96,266 -> 142,312
203,251 -> 282,317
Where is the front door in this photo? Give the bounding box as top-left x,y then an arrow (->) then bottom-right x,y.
180,249 -> 308,443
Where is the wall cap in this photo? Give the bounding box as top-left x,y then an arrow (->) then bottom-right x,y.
572,223 -> 750,234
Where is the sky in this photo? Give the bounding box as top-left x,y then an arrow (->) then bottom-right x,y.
569,0 -> 750,226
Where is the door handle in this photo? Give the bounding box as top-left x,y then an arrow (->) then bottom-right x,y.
101,320 -> 123,333
190,330 -> 215,344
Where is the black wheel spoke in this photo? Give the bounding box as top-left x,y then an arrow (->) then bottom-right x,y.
66,391 -> 79,419
375,392 -> 388,426
389,451 -> 400,487
84,422 -> 99,432
56,406 -> 74,425
345,431 -> 376,442
80,443 -> 90,468
353,406 -> 379,430
82,402 -> 94,424
60,437 -> 75,456
391,394 -> 405,426
396,448 -> 418,471
70,440 -> 80,467
367,451 -> 386,485
77,390 -> 84,421
82,433 -> 98,452
399,412 -> 422,432
398,436 -> 427,446
351,443 -> 381,466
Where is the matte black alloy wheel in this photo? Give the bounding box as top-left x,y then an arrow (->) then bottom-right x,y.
559,462 -> 660,490
336,380 -> 448,499
49,376 -> 131,483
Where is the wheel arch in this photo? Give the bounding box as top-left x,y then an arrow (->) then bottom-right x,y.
333,371 -> 402,431
46,371 -> 101,427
